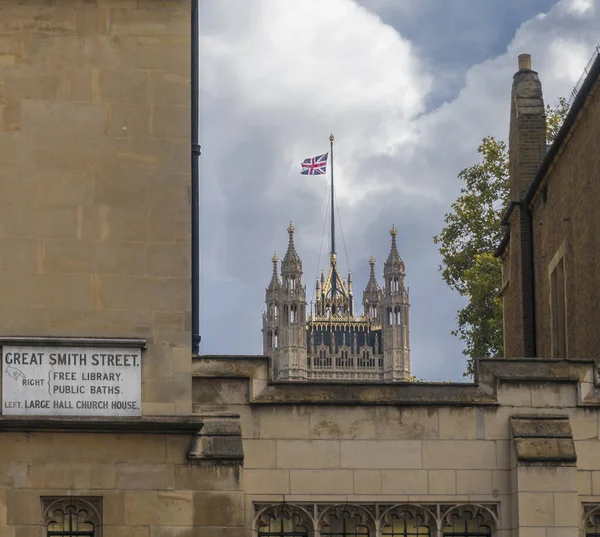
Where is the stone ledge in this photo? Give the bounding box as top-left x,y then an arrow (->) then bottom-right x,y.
0,416 -> 202,434
188,414 -> 243,463
193,355 -> 600,406
0,336 -> 147,349
511,415 -> 576,464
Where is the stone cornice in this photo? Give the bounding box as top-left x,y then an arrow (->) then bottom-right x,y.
0,336 -> 147,349
0,416 -> 203,434
193,355 -> 600,407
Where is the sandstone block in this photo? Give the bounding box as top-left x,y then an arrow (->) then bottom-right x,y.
243,440 -> 276,469
259,407 -> 310,439
553,491 -> 579,526
290,469 -> 353,495
579,470 -> 592,495
157,491 -> 193,526
517,465 -> 577,492
428,470 -> 456,495
374,407 -> 439,440
309,407 -> 376,440
147,242 -> 190,278
438,408 -> 478,439
125,491 -> 159,526
276,440 -> 339,469
192,491 -> 244,526
340,440 -> 421,469
174,465 -> 241,492
6,490 -> 40,524
422,441 -> 496,470
516,491 -> 554,526
243,469 -> 289,494
381,470 -> 428,494
116,464 -> 174,490
353,470 -> 381,495
456,470 -> 492,495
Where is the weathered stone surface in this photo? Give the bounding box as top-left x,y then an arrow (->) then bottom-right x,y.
513,438 -> 576,463
511,415 -> 576,464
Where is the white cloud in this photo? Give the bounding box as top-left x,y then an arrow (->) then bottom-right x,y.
200,0 -> 600,380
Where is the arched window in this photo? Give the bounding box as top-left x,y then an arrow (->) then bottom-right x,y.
585,506 -> 600,536
44,498 -> 101,537
274,331 -> 278,349
395,306 -> 401,325
267,330 -> 273,349
256,504 -> 311,537
442,506 -> 495,537
290,276 -> 296,291
320,505 -> 373,536
388,307 -> 393,326
381,505 -> 433,536
291,304 -> 297,323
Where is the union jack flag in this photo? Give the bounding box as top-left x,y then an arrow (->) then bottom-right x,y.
300,153 -> 328,175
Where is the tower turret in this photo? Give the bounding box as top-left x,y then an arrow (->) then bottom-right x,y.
263,252 -> 282,372
363,255 -> 382,323
382,225 -> 410,380
273,223 -> 307,380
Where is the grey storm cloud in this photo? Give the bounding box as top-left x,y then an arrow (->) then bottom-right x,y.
198,0 -> 599,380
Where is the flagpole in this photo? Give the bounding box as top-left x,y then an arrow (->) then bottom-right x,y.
329,133 -> 336,298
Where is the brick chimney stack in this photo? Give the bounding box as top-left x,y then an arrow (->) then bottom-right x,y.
509,54 -> 546,200
502,54 -> 547,359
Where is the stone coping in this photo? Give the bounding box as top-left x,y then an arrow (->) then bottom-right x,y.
0,336 -> 148,349
193,355 -> 600,406
0,416 -> 203,434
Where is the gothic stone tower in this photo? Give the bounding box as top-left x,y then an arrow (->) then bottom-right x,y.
263,224 -> 410,381
262,224 -> 308,379
382,225 -> 410,380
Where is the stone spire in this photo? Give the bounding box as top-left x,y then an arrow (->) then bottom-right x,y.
267,252 -> 281,291
363,254 -> 382,321
384,224 -> 405,277
281,222 -> 302,274
364,255 -> 381,295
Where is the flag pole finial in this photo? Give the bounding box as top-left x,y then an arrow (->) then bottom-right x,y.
329,133 -> 334,142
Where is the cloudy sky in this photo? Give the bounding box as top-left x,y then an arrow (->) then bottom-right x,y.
198,0 -> 599,380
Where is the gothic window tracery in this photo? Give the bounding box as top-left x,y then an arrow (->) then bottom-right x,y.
43,498 -> 101,537
584,505 -> 600,536
319,505 -> 373,536
256,504 -> 311,537
380,505 -> 434,537
254,503 -> 498,537
441,505 -> 495,537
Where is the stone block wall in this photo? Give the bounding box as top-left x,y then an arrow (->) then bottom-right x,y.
0,0 -> 192,414
0,431 -> 244,536
192,359 -> 600,534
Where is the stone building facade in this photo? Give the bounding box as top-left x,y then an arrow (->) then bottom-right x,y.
2,2 -> 600,535
263,224 -> 410,382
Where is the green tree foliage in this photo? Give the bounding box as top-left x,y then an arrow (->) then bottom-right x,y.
546,97 -> 569,143
434,99 -> 569,377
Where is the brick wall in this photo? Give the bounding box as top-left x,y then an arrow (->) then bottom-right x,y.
0,1 -> 192,414
531,77 -> 600,358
